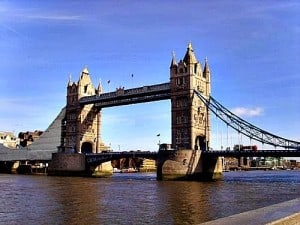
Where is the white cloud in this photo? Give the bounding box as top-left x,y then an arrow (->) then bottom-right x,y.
24,14 -> 83,21
0,3 -> 83,23
231,107 -> 264,117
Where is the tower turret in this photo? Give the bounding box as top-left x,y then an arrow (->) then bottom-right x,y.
183,42 -> 197,64
78,67 -> 96,98
203,57 -> 210,79
68,74 -> 73,86
170,51 -> 178,76
97,79 -> 103,95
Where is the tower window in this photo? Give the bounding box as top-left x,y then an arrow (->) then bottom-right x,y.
84,85 -> 88,93
176,77 -> 185,86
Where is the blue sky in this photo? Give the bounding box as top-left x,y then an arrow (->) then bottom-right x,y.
0,1 -> 299,151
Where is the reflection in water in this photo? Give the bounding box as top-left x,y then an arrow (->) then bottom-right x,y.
0,171 -> 299,225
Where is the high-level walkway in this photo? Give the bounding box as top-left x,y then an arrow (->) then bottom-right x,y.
80,82 -> 170,108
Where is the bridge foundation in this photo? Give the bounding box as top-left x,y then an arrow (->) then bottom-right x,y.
156,149 -> 223,181
48,153 -> 113,177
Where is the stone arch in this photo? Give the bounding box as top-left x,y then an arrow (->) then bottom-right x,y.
81,142 -> 93,154
195,136 -> 207,151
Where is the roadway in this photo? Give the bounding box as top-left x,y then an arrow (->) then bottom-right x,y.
1,149 -> 299,163
85,149 -> 300,166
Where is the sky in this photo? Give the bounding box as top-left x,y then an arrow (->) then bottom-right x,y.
0,1 -> 299,152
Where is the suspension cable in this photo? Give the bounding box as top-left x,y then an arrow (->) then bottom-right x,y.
194,89 -> 300,149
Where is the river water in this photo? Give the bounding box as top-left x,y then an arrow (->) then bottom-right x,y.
0,170 -> 299,225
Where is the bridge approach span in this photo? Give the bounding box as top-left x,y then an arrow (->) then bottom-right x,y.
0,149 -> 56,161
203,150 -> 300,158
194,90 -> 300,150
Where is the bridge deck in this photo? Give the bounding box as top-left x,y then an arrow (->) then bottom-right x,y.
85,150 -> 300,166
1,150 -> 299,163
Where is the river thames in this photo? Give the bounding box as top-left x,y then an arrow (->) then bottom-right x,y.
0,170 -> 299,225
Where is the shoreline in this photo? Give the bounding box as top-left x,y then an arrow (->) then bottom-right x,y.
200,198 -> 300,225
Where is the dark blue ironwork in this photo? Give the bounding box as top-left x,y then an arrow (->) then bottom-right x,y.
85,151 -> 158,166
194,89 -> 300,150
202,150 -> 300,158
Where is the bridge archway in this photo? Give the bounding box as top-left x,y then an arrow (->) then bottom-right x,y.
81,142 -> 93,153
195,136 -> 207,151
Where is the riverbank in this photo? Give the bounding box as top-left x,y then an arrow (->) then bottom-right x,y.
200,198 -> 300,225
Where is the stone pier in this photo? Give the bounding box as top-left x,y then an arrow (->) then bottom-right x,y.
156,149 -> 223,181
48,152 -> 113,177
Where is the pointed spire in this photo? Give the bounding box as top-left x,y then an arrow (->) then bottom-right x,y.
97,79 -> 102,94
68,74 -> 73,86
203,57 -> 210,79
187,41 -> 193,51
82,66 -> 89,74
170,50 -> 177,68
79,66 -> 89,82
183,41 -> 197,64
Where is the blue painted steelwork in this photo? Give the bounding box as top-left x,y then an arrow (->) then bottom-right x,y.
194,89 -> 300,150
85,151 -> 158,166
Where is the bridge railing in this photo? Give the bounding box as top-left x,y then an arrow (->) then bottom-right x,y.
85,151 -> 159,166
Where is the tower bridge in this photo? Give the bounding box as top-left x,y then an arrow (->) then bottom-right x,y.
1,43 -> 299,180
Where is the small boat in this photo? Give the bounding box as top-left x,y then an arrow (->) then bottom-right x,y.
113,168 -> 121,173
120,168 -> 138,173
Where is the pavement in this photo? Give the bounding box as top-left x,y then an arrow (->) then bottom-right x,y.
200,198 -> 300,225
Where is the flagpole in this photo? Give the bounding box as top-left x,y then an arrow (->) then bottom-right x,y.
157,133 -> 161,148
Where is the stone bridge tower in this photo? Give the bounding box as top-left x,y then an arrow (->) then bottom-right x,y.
170,43 -> 211,150
62,67 -> 103,153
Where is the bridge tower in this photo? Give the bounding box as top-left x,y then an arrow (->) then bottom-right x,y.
170,42 -> 211,150
157,43 -> 222,181
63,67 -> 103,153
49,68 -> 112,177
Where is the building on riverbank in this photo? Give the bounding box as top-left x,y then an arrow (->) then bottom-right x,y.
0,131 -> 19,149
223,156 -> 300,171
18,130 -> 43,147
